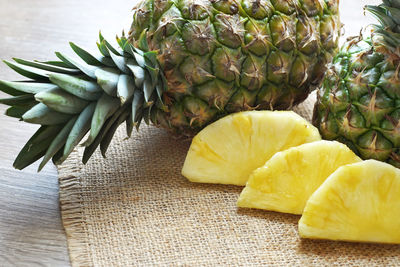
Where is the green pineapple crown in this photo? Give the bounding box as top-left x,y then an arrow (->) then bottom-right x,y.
0,32 -> 165,171
365,0 -> 400,54
0,0 -> 341,171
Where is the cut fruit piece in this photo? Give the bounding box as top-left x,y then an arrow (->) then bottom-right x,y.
299,160 -> 400,244
181,111 -> 321,186
237,141 -> 361,214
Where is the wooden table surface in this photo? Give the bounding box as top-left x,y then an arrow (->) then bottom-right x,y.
0,0 -> 380,266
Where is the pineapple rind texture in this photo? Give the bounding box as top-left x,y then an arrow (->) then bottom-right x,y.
0,0 -> 339,170
181,111 -> 321,186
313,1 -> 400,167
237,140 -> 361,214
299,160 -> 400,244
131,0 -> 341,134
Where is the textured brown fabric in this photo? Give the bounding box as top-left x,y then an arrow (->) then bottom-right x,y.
58,93 -> 400,267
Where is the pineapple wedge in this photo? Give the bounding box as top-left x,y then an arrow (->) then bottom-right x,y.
299,160 -> 400,244
237,141 -> 361,214
181,111 -> 321,186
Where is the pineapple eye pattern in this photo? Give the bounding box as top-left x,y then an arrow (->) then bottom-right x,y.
314,1 -> 400,168
0,0 -> 340,170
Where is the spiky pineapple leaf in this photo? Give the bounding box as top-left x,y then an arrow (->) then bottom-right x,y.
58,102 -> 96,164
83,93 -> 120,146
13,58 -> 81,74
55,52 -> 98,79
38,116 -> 78,171
0,95 -> 35,106
3,60 -> 51,80
13,125 -> 63,170
0,80 -> 58,95
70,42 -> 104,66
42,60 -> 78,69
49,73 -> 102,101
1,34 -> 166,170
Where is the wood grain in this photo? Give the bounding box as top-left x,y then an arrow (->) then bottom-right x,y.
0,0 -> 135,266
0,0 -> 381,266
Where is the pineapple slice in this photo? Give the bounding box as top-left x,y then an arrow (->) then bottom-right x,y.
181,111 -> 321,186
237,141 -> 361,214
299,160 -> 400,244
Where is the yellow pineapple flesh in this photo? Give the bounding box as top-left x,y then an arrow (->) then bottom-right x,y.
237,141 -> 361,214
299,160 -> 400,244
181,111 -> 321,186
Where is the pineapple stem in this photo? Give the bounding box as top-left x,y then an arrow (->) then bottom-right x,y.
0,32 -> 166,171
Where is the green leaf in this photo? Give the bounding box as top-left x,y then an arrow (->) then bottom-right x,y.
35,88 -> 89,114
97,41 -> 110,57
383,0 -> 400,9
143,105 -> 152,125
100,109 -> 129,157
82,106 -> 126,164
0,94 -> 35,106
144,51 -> 158,67
109,52 -> 130,73
103,38 -> 122,56
13,58 -> 81,74
131,48 -> 146,68
58,102 -> 96,164
95,67 -> 120,97
143,78 -> 155,104
138,29 -> 149,51
49,73 -> 102,101
55,52 -> 81,69
70,42 -> 104,66
13,125 -> 63,170
117,74 -> 135,104
145,65 -> 159,86
132,90 -> 144,126
22,103 -> 71,125
83,93 -> 120,146
366,5 -> 397,29
42,60 -> 78,69
97,32 -> 111,57
126,112 -> 134,137
386,7 -> 400,25
69,42 -> 115,67
54,52 -> 98,79
99,31 -> 105,42
0,80 -> 58,95
117,35 -> 129,50
155,83 -> 164,104
134,110 -> 143,131
6,106 -> 29,118
52,145 -> 65,165
38,116 -> 78,171
126,62 -> 145,87
4,60 -> 50,80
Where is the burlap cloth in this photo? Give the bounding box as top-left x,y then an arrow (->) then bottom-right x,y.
58,93 -> 400,266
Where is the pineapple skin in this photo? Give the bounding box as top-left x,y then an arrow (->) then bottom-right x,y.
299,160 -> 400,244
0,0 -> 339,170
130,0 -> 341,136
313,2 -> 400,167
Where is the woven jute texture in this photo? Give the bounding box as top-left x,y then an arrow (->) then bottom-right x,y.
58,93 -> 400,267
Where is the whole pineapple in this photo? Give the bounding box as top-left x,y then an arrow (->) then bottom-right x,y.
313,0 -> 400,167
0,0 -> 340,170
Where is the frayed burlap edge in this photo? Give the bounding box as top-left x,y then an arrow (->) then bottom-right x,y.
56,94 -> 317,267
58,148 -> 92,267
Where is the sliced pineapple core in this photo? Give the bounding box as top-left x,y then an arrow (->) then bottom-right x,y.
237,141 -> 361,214
299,160 -> 400,244
181,111 -> 321,186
